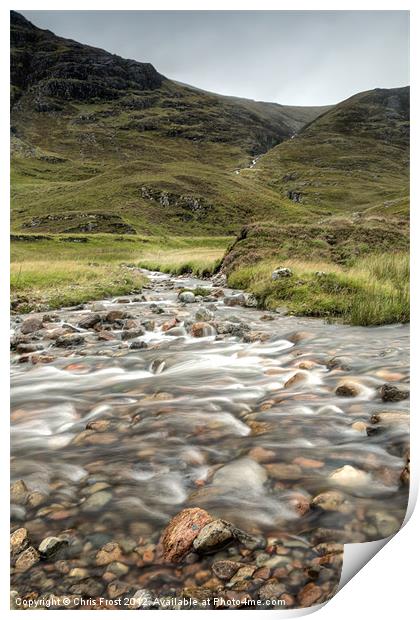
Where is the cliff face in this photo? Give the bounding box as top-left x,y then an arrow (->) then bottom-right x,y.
11,11 -> 163,108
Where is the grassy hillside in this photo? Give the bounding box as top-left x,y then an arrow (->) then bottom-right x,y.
250,87 -> 409,218
10,11 -> 329,236
220,219 -> 409,325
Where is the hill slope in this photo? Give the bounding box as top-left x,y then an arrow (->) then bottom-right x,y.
11,11 -> 330,235
251,86 -> 409,218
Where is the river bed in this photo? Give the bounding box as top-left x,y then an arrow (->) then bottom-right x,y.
10,270 -> 409,609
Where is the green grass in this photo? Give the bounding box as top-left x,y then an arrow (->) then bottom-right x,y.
227,253 -> 409,325
10,234 -> 230,312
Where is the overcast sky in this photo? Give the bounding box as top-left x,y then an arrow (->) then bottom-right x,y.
19,10 -> 409,106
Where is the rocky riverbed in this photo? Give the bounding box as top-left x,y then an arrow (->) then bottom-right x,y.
10,270 -> 409,610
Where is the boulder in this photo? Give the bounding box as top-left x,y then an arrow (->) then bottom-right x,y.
195,307 -> 214,321
311,491 -> 353,513
190,322 -> 212,337
178,291 -> 195,303
378,383 -> 409,402
212,560 -> 244,580
192,519 -> 234,554
15,546 -> 40,572
335,381 -> 362,397
78,313 -> 101,329
38,536 -> 68,558
272,267 -> 292,280
21,316 -> 43,334
224,293 -> 246,307
329,465 -> 370,486
161,507 -> 213,562
10,528 -> 30,556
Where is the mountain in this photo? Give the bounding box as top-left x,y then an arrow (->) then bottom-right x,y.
10,11 -> 408,239
10,11 -> 329,235
254,86 -> 409,218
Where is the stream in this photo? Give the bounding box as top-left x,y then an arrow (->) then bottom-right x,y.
10,270 -> 409,609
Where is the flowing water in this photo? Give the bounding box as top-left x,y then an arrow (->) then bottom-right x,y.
10,271 -> 409,607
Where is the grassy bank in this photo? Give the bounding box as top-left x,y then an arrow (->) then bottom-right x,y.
11,234 -> 230,312
227,252 -> 409,326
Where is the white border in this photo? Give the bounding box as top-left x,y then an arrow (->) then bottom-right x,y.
1,2 -> 417,618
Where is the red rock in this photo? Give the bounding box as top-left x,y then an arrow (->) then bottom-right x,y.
162,318 -> 177,332
248,446 -> 276,463
297,582 -> 323,607
97,331 -> 116,341
293,457 -> 324,469
284,372 -> 307,388
190,322 -> 211,337
161,507 -> 213,563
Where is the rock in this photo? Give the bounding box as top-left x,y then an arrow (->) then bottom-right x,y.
370,411 -> 409,428
78,313 -> 101,329
107,561 -> 129,577
244,294 -> 258,308
248,446 -> 276,463
297,582 -> 323,607
212,273 -> 227,287
82,491 -> 113,512
367,510 -> 400,537
161,317 -> 177,331
243,331 -> 270,343
266,463 -> 302,480
212,560 -> 244,580
195,307 -> 214,321
272,267 -> 292,280
141,319 -> 155,331
335,381 -> 362,397
213,458 -> 267,490
106,310 -> 126,322
224,293 -> 246,307
161,507 -> 213,562
258,580 -> 287,600
38,536 -> 68,557
56,334 -> 85,347
121,328 -> 145,340
130,340 -> 147,350
16,343 -> 43,353
329,465 -> 370,486
293,456 -> 324,469
311,491 -> 353,513
108,580 -> 131,599
190,322 -> 212,337
192,519 -> 234,554
286,492 -> 311,516
178,291 -> 195,303
15,546 -> 40,572
352,421 -> 368,433
69,567 -> 89,580
97,330 -> 116,341
401,452 -> 410,486
21,317 -> 43,334
11,480 -> 28,504
128,589 -> 154,610
70,578 -> 103,597
284,372 -> 307,388
378,383 -> 409,402
227,564 -> 256,586
326,357 -> 351,371
10,528 -> 30,555
95,542 -> 123,566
